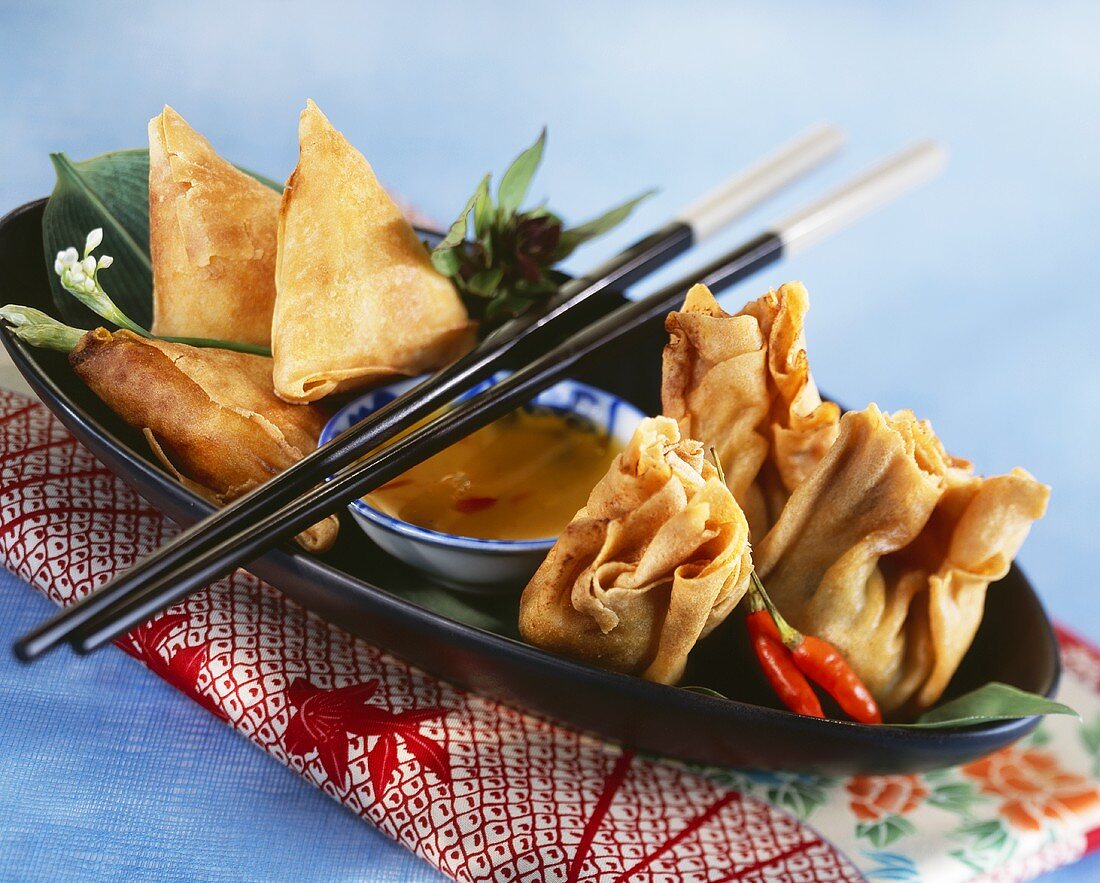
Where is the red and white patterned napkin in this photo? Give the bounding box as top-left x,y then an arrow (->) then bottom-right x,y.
2,387 -> 1099,883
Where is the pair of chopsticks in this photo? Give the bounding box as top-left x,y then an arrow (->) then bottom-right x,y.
13,128 -> 945,661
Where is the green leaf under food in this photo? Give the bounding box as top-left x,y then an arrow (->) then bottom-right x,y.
44,150 -> 153,328
898,682 -> 1078,729
555,189 -> 656,261
42,148 -> 281,332
676,680 -> 1076,730
496,128 -> 546,217
238,167 -> 285,193
682,686 -> 729,699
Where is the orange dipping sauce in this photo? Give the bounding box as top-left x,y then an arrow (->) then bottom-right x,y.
363,409 -> 621,541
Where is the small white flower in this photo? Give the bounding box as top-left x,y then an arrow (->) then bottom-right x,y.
82,256 -> 97,275
84,228 -> 103,255
97,255 -> 113,269
68,267 -> 85,285
83,278 -> 97,294
57,247 -> 79,268
54,258 -> 64,275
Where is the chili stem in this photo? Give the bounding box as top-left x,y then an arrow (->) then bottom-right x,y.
708,445 -> 726,485
748,571 -> 802,648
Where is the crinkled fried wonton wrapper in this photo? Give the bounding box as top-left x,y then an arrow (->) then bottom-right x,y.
70,329 -> 339,552
272,100 -> 474,403
754,404 -> 1049,717
519,416 -> 753,685
662,282 -> 839,538
148,106 -> 280,347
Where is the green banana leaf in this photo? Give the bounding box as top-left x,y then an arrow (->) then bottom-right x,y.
683,681 -> 1076,729
42,149 -> 281,329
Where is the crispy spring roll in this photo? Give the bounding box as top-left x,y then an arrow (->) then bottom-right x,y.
272,100 -> 475,404
70,329 -> 338,552
148,105 -> 281,347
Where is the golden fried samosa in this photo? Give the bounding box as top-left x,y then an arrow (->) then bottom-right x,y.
662,282 -> 839,538
148,106 -> 280,347
519,416 -> 753,685
272,100 -> 474,403
754,405 -> 1049,716
70,329 -> 338,552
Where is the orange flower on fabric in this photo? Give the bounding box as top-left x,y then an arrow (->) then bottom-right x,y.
847,775 -> 929,821
962,747 -> 1100,832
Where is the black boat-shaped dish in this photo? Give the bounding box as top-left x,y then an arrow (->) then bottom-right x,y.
0,198 -> 1061,774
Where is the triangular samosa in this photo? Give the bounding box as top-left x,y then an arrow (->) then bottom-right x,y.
272,100 -> 474,403
148,105 -> 280,347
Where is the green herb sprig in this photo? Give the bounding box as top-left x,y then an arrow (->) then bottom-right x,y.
431,129 -> 654,327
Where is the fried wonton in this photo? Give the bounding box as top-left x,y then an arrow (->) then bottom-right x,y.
753,405 -> 1049,716
70,329 -> 339,552
662,282 -> 839,538
519,416 -> 753,685
148,106 -> 280,347
271,100 -> 474,403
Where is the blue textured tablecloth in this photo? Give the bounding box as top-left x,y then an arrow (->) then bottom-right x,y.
4,564 -> 1100,883
2,1 -> 1098,880
0,567 -> 444,882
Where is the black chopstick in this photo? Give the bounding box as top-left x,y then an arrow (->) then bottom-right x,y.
62,142 -> 947,655
13,126 -> 845,661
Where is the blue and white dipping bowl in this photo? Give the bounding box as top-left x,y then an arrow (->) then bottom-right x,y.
321,373 -> 646,593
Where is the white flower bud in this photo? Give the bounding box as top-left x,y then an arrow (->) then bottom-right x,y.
83,278 -> 97,294
85,228 -> 104,254
97,255 -> 114,269
68,267 -> 85,285
54,259 -> 64,275
58,247 -> 79,267
82,256 -> 97,275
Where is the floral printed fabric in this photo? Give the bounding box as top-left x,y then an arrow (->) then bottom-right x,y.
1,387 -> 1099,882
693,632 -> 1100,881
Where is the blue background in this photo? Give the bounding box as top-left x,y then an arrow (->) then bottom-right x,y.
1,1 -> 1098,880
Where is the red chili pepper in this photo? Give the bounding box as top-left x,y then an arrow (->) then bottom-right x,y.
454,496 -> 497,513
746,573 -> 883,725
748,606 -> 783,643
746,610 -> 824,718
710,445 -> 880,724
789,637 -> 882,724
